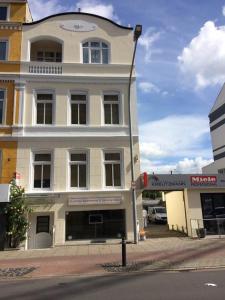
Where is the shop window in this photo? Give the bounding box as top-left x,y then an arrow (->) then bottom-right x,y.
0,40 -> 8,61
36,216 -> 50,233
104,94 -> 120,124
33,153 -> 51,189
0,6 -> 8,21
70,153 -> 87,188
0,89 -> 5,124
104,152 -> 121,187
36,93 -> 53,124
70,94 -> 87,125
83,41 -> 109,64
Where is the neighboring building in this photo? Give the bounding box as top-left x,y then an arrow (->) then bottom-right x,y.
203,84 -> 225,174
0,0 -> 32,184
15,12 -> 142,249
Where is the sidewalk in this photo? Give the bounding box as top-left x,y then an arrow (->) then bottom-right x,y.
1,237 -> 225,279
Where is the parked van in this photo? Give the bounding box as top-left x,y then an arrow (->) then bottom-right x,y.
148,207 -> 167,224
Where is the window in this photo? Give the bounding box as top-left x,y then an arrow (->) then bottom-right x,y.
0,6 -> 8,21
83,41 -> 109,64
218,168 -> 225,174
104,94 -> 120,124
70,153 -> 87,188
0,89 -> 5,124
36,93 -> 53,124
36,216 -> 50,233
36,51 -> 62,62
33,153 -> 51,189
70,94 -> 87,125
104,152 -> 121,187
0,40 -> 8,61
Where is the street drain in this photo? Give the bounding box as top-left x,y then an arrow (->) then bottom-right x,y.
0,267 -> 36,277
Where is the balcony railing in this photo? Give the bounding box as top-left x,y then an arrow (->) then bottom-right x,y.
29,63 -> 62,74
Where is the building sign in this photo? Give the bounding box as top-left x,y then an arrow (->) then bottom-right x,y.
140,174 -> 225,191
68,197 -> 122,206
60,20 -> 97,32
0,185 -> 10,203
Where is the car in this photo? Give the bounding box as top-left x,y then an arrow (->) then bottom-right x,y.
148,206 -> 167,224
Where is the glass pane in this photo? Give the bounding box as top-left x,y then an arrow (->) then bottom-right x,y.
83,42 -> 88,47
102,43 -> 108,48
71,94 -> 86,101
79,104 -> 86,124
71,164 -> 78,187
105,153 -> 120,161
79,165 -> 86,187
43,165 -> 51,188
71,103 -> 78,124
45,103 -> 52,124
35,154 -> 51,161
37,94 -> 53,101
56,52 -> 62,62
83,48 -> 89,63
0,41 -> 7,61
114,164 -> 121,186
71,153 -> 86,161
104,95 -> 118,102
102,49 -> 109,64
91,49 -> 100,63
0,101 -> 3,124
0,7 -> 7,20
34,165 -> 42,188
0,90 -> 5,99
36,216 -> 49,233
37,103 -> 44,124
104,104 -> 111,124
91,42 -> 100,47
112,104 -> 119,124
105,164 -> 113,186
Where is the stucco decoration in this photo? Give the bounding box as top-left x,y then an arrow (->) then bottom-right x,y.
59,20 -> 97,32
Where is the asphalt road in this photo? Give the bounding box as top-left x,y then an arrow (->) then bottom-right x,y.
0,269 -> 225,300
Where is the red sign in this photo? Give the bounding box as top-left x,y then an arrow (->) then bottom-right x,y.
141,172 -> 148,188
191,176 -> 217,185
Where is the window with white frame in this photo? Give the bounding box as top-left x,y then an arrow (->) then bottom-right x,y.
0,6 -> 8,21
36,51 -> 62,62
0,40 -> 8,61
218,168 -> 225,174
33,153 -> 51,189
0,89 -> 5,124
36,93 -> 53,125
104,152 -> 121,187
83,41 -> 109,64
104,94 -> 120,124
70,153 -> 87,188
70,94 -> 87,125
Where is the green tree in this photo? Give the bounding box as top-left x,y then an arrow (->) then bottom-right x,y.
4,180 -> 32,248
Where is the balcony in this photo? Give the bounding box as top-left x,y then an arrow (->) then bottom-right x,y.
28,62 -> 62,74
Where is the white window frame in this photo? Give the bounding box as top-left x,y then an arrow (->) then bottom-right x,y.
103,92 -> 121,125
218,168 -> 225,174
34,90 -> 55,125
0,89 -> 6,125
0,39 -> 8,61
103,150 -> 123,189
69,150 -> 89,190
82,40 -> 110,64
69,91 -> 88,125
0,4 -> 10,21
32,152 -> 53,190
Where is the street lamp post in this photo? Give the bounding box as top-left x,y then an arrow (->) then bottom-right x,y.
128,24 -> 142,244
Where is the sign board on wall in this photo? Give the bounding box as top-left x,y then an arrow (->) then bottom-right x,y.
0,185 -> 10,203
141,174 -> 225,191
68,197 -> 122,206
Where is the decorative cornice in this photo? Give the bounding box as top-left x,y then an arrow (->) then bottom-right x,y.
0,22 -> 22,30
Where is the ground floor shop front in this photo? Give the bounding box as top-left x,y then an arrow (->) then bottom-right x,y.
26,191 -> 142,249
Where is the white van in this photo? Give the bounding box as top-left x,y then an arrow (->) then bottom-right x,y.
148,207 -> 167,224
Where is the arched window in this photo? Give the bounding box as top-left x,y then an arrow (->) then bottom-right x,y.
82,41 -> 109,64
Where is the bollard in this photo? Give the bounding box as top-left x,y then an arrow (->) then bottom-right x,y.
122,237 -> 127,267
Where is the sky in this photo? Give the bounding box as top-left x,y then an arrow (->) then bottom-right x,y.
28,0 -> 225,174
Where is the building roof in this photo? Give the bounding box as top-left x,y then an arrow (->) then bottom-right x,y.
209,83 -> 225,120
23,12 -> 133,30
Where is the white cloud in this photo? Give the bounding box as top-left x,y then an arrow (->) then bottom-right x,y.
139,27 -> 161,63
140,114 -> 210,159
75,0 -> 120,22
178,21 -> 225,89
139,82 -> 160,93
29,0 -> 70,21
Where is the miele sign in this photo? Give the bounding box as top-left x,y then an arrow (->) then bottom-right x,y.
143,174 -> 225,190
60,20 -> 98,32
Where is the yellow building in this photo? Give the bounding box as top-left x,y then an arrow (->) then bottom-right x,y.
0,0 -> 32,183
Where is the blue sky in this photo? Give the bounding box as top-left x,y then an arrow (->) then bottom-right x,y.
28,0 -> 225,173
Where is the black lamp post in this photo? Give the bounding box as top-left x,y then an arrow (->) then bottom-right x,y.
128,24 -> 142,244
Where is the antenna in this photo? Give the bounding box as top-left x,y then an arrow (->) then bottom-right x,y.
78,7 -> 81,12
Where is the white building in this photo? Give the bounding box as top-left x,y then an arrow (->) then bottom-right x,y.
15,12 -> 142,249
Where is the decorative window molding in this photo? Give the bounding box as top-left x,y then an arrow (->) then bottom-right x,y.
82,40 -> 109,64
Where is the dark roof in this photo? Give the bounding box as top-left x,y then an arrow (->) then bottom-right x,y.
23,12 -> 133,30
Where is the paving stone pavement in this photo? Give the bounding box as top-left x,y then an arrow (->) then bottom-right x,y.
1,237 -> 225,279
